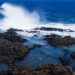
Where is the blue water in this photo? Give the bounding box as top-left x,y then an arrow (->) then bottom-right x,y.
14,36 -> 72,68
0,62 -> 9,72
22,2 -> 75,23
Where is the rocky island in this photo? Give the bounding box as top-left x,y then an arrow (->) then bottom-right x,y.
44,34 -> 75,47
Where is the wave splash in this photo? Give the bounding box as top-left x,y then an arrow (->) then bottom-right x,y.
0,3 -> 75,37
0,3 -> 40,30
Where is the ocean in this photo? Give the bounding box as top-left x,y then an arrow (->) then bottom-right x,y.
0,1 -> 75,30
20,1 -> 75,24
1,1 -> 75,23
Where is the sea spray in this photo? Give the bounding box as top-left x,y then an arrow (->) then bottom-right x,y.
0,3 -> 40,30
0,3 -> 75,37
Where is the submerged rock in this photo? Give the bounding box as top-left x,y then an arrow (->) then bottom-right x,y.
59,57 -> 71,66
44,34 -> 75,47
0,39 -> 29,64
0,64 -> 72,75
71,52 -> 75,62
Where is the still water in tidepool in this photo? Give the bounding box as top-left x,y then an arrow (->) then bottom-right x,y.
14,36 -> 74,68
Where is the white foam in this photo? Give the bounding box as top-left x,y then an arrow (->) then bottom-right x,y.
0,3 -> 40,30
0,3 -> 75,37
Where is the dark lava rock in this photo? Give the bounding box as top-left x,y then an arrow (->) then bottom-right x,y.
34,27 -> 74,32
26,30 -> 39,33
33,44 -> 42,48
0,39 -> 29,64
44,34 -> 75,47
71,52 -> 75,62
6,28 -> 23,32
0,28 -> 27,43
59,57 -> 71,66
0,64 -> 72,75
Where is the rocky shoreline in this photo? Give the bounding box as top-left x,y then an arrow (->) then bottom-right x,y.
0,64 -> 73,75
0,28 -> 75,75
0,39 -> 29,64
0,28 -> 28,43
0,28 -> 30,64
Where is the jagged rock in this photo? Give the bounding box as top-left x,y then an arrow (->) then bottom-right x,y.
6,28 -> 23,32
0,39 -> 29,64
34,27 -> 74,32
0,64 -> 73,75
44,34 -> 75,47
0,28 -> 28,43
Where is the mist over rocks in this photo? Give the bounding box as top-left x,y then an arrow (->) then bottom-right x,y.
0,28 -> 28,43
25,26 -> 75,38
34,27 -> 74,32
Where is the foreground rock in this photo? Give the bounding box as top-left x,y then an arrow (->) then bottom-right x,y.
44,34 -> 75,47
0,28 -> 27,43
0,39 -> 29,64
0,64 -> 73,75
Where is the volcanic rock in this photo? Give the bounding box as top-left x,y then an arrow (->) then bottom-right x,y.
34,27 -> 74,32
44,34 -> 75,47
0,39 -> 29,64
0,28 -> 27,43
0,64 -> 72,75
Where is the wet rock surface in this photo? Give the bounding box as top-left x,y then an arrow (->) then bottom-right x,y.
0,28 -> 30,64
0,64 -> 73,75
0,39 -> 29,64
44,34 -> 75,47
0,28 -> 27,43
71,52 -> 75,62
34,27 -> 74,32
59,57 -> 71,66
